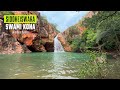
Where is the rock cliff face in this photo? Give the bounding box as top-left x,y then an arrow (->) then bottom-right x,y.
57,33 -> 71,52
61,11 -> 96,51
62,11 -> 95,39
0,32 -> 25,54
0,11 -> 58,54
0,11 -> 96,54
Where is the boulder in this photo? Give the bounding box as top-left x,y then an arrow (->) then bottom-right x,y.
0,32 -> 24,54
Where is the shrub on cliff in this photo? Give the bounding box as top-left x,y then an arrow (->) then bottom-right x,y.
80,28 -> 97,48
64,11 -> 120,52
70,36 -> 81,52
69,26 -> 80,37
82,11 -> 120,51
65,26 -> 80,45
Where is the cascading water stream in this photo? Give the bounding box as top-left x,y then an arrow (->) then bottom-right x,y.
54,35 -> 65,52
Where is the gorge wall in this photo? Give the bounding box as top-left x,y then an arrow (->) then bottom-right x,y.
60,11 -> 96,51
57,33 -> 71,52
0,11 -> 96,54
0,11 -> 59,54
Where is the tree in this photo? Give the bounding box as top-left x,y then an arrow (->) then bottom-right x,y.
82,11 -> 120,51
86,29 -> 97,47
96,12 -> 120,51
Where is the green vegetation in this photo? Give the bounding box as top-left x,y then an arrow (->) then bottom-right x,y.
65,11 -> 120,78
70,37 -> 81,52
67,11 -> 120,53
78,50 -> 120,79
82,11 -> 120,51
77,50 -> 108,78
79,28 -> 97,49
64,25 -> 82,52
78,60 -> 104,79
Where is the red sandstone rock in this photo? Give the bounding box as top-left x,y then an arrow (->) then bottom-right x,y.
12,31 -> 37,46
57,33 -> 72,52
14,42 -> 24,53
0,32 -> 24,54
0,11 -> 61,53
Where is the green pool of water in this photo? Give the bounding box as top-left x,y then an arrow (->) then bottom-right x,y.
0,52 -> 91,79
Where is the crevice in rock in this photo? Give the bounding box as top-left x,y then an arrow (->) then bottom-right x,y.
44,42 -> 54,52
27,46 -> 37,52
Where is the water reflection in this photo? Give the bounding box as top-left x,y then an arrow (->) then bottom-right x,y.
52,52 -> 66,78
0,54 -> 23,79
0,52 -> 90,79
48,52 -> 78,79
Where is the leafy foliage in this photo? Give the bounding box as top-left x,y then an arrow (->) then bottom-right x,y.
96,12 -> 120,51
65,11 -> 120,52
65,25 -> 81,51
70,36 -> 81,51
81,29 -> 97,47
81,11 -> 120,51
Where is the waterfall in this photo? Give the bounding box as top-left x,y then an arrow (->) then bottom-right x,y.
54,35 -> 65,52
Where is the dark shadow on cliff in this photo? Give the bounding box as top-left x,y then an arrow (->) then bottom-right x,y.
44,42 -> 54,52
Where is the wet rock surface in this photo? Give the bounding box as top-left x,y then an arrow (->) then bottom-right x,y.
57,33 -> 72,52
